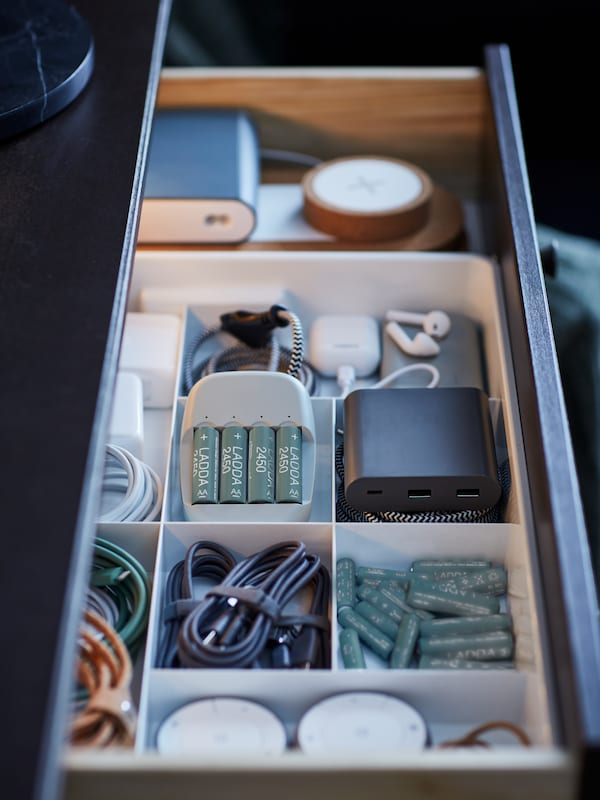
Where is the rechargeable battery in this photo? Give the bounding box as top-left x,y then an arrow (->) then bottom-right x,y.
192,423 -> 219,504
248,422 -> 275,503
219,421 -> 248,503
276,422 -> 302,503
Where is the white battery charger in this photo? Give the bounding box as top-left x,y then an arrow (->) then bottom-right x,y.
179,371 -> 316,522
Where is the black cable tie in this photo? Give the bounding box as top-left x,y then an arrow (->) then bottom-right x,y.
207,585 -> 281,621
219,305 -> 288,348
163,599 -> 201,621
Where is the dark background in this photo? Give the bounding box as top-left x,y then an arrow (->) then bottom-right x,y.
164,1 -> 600,241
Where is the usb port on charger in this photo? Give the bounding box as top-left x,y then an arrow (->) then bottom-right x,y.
456,489 -> 480,498
408,489 -> 431,499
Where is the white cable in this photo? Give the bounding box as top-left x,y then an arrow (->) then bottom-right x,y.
100,444 -> 163,523
336,362 -> 439,397
336,365 -> 357,398
372,363 -> 440,389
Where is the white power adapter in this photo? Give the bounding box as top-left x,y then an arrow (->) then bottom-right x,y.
108,371 -> 144,459
119,312 -> 181,408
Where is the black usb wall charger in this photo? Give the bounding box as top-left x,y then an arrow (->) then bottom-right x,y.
343,387 -> 501,513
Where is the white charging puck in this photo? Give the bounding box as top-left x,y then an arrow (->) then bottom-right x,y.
297,692 -> 428,755
156,698 -> 287,757
302,156 -> 433,241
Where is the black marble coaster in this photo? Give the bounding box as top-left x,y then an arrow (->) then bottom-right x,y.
0,0 -> 94,140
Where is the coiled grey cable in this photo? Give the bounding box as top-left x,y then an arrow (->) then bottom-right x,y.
86,588 -> 120,630
100,444 -> 163,523
173,541 -> 329,669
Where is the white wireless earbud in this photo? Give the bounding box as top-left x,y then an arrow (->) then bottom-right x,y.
384,309 -> 451,339
385,321 -> 440,357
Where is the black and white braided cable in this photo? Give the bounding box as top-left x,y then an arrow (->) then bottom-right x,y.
183,308 -> 315,394
275,308 -> 304,379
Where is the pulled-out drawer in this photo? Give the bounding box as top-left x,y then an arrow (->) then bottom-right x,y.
61,52 -> 600,800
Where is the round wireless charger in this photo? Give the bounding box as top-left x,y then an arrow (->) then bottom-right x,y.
297,692 -> 428,755
156,698 -> 288,757
302,156 -> 434,242
0,0 -> 94,141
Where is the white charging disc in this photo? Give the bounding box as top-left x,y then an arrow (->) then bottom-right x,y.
297,692 -> 427,755
312,158 -> 424,212
156,698 -> 287,757
302,156 -> 434,241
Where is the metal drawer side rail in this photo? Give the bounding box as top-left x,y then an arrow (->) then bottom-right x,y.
484,43 -> 600,797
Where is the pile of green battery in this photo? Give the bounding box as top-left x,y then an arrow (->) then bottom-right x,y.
336,558 -> 514,669
191,420 -> 302,505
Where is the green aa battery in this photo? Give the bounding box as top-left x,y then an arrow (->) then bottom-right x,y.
355,600 -> 400,640
356,584 -> 404,624
338,606 -> 394,661
192,423 -> 219,504
419,630 -> 514,659
419,613 -> 512,638
336,558 -> 356,610
451,567 -> 508,596
407,576 -> 500,616
419,655 -> 515,670
378,582 -> 436,621
411,567 -> 472,582
356,566 -> 409,588
339,627 -> 366,669
275,422 -> 302,503
248,422 -> 275,503
219,422 -> 248,504
412,559 -> 491,573
390,613 -> 420,669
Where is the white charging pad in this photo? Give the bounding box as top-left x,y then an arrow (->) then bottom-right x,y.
297,692 -> 428,755
302,157 -> 434,242
156,698 -> 287,757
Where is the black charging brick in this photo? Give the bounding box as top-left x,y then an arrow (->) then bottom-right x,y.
343,387 -> 502,513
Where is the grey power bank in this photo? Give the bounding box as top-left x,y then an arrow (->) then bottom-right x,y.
343,387 -> 501,513
380,313 -> 487,391
138,109 -> 259,244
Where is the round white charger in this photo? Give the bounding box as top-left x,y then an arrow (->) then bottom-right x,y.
296,691 -> 428,755
302,156 -> 434,241
156,697 -> 287,757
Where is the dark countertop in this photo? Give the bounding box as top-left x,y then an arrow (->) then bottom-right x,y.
0,2 -> 170,798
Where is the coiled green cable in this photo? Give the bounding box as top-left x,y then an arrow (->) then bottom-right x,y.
90,537 -> 151,658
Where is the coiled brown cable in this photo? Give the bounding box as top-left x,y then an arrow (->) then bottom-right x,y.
438,720 -> 531,748
70,609 -> 137,748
